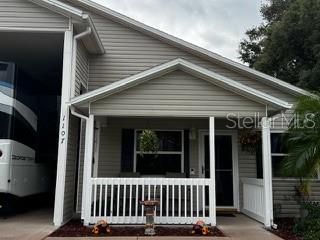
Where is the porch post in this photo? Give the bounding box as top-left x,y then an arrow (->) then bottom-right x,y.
209,117 -> 216,226
53,28 -> 73,226
82,114 -> 95,226
261,117 -> 273,228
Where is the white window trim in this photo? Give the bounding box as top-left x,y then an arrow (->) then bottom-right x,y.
133,129 -> 184,175
270,130 -> 320,180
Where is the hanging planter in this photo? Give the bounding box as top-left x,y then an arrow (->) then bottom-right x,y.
138,129 -> 159,156
239,129 -> 261,153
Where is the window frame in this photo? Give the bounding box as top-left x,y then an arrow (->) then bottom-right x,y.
271,130 -> 320,180
133,129 -> 184,175
271,130 -> 289,178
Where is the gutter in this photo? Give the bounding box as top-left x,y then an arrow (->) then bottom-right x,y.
70,106 -> 88,121
82,14 -> 105,54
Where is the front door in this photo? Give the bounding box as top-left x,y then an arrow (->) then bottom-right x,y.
200,131 -> 237,208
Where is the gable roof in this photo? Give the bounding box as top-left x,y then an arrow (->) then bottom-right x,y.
66,0 -> 309,97
70,58 -> 292,110
28,0 -> 105,54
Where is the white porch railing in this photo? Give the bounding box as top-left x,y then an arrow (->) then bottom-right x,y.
87,178 -> 213,225
242,178 -> 265,223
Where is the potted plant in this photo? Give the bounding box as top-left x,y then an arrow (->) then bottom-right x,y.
138,130 -> 159,156
239,129 -> 261,153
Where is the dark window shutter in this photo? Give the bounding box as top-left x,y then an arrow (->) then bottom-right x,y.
256,144 -> 263,179
184,129 -> 190,177
121,129 -> 134,172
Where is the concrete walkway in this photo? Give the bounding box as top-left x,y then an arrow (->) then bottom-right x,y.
218,214 -> 283,240
0,210 -> 282,240
0,208 -> 56,240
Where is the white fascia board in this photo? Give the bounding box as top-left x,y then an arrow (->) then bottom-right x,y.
29,0 -> 84,20
178,59 -> 293,109
70,59 -> 180,105
69,58 -> 292,110
28,0 -> 105,54
71,0 -> 310,97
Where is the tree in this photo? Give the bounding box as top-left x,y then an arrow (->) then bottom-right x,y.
283,94 -> 320,179
239,0 -> 292,67
239,0 -> 320,90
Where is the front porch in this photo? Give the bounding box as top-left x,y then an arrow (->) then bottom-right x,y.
69,60 -> 288,228
78,116 -> 273,227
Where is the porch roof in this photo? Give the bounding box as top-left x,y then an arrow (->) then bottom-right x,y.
69,58 -> 292,110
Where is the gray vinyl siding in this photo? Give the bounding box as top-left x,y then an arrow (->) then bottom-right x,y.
63,115 -> 80,222
0,0 -> 69,29
273,179 -> 320,218
81,12 -> 297,104
74,42 -> 89,96
91,70 -> 267,117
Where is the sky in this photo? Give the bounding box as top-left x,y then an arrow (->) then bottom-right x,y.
92,0 -> 264,62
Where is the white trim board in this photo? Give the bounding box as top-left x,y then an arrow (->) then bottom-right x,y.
68,0 -> 309,97
70,58 -> 292,110
28,0 -> 84,20
27,0 -> 105,54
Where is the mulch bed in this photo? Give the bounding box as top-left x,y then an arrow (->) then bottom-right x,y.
49,219 -> 226,237
270,218 -> 302,240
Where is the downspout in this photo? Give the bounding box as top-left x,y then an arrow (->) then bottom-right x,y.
70,27 -> 92,98
70,106 -> 88,121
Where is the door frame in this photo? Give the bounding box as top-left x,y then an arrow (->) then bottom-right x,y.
198,130 -> 240,211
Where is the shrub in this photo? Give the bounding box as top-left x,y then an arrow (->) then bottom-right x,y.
294,201 -> 320,240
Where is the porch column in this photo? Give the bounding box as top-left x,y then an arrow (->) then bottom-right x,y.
209,117 -> 216,226
82,114 -> 95,226
261,117 -> 273,228
53,28 -> 73,226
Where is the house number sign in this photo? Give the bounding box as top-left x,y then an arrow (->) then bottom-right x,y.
60,115 -> 66,144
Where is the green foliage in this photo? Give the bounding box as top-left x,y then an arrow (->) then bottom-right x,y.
239,0 -> 320,90
282,94 -> 320,179
138,130 -> 159,156
294,202 -> 320,240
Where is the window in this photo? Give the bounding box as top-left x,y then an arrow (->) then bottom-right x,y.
134,130 -> 183,175
271,132 -> 288,177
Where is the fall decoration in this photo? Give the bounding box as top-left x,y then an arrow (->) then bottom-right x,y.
192,220 -> 210,235
138,130 -> 159,156
92,220 -> 111,235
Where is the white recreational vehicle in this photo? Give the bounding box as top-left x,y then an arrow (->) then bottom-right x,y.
0,61 -> 50,212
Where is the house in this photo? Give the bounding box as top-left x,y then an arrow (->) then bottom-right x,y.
0,0 -> 319,229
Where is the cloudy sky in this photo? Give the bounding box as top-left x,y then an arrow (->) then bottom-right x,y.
92,0 -> 264,62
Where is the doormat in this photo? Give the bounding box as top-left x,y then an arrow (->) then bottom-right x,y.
216,213 -> 236,217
